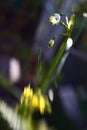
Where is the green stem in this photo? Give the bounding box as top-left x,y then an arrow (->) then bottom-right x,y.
38,14 -> 75,92
36,48 -> 42,82
39,37 -> 68,92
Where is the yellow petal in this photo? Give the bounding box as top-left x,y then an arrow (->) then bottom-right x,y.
23,86 -> 33,99
39,96 -> 45,114
31,94 -> 38,108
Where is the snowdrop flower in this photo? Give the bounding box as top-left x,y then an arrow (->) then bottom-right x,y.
66,37 -> 73,50
49,13 -> 61,25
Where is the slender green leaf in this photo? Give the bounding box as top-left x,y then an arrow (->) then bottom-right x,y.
0,74 -> 21,100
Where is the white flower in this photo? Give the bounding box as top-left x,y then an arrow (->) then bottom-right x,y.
49,13 -> 61,25
66,37 -> 73,50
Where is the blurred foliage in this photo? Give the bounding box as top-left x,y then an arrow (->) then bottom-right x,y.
0,73 -> 21,100
0,113 -> 12,130
0,12 -> 75,130
1,0 -> 87,129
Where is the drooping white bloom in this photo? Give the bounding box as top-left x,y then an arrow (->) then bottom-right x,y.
66,37 -> 73,50
49,13 -> 61,25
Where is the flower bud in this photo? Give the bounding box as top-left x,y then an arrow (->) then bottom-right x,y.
48,36 -> 56,48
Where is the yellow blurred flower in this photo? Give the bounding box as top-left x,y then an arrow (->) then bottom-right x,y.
31,94 -> 38,108
20,86 -> 51,115
39,96 -> 45,114
23,84 -> 33,99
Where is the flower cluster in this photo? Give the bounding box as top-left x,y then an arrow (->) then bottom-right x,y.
48,13 -> 75,48
20,84 -> 51,115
